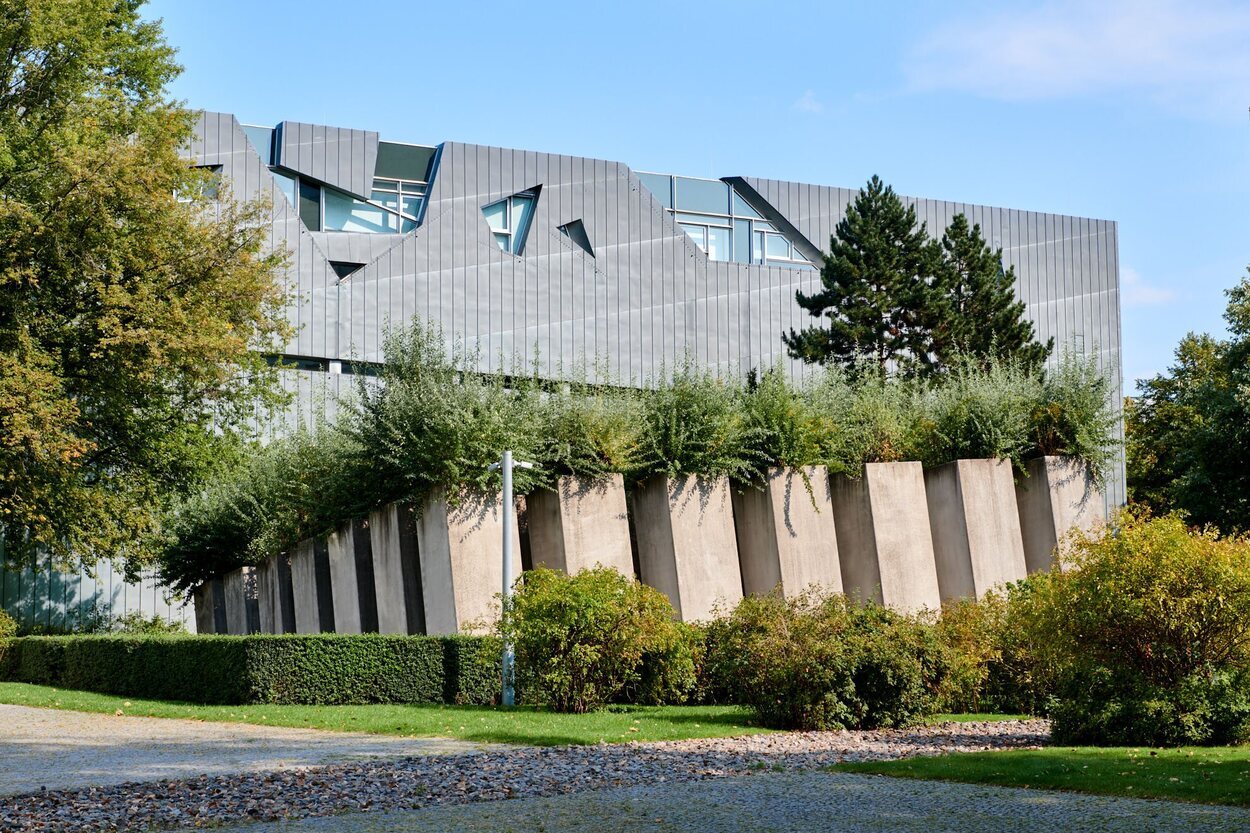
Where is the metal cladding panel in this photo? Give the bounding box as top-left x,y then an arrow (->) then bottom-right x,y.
191,114 -> 1125,506
276,121 -> 379,199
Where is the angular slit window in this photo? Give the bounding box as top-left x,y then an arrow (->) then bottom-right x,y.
482,189 -> 538,255
558,219 -> 595,257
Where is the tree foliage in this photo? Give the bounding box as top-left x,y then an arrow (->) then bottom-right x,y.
1127,272 -> 1250,534
785,176 -> 1051,377
0,0 -> 289,569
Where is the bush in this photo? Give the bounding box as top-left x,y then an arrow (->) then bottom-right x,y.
1029,352 -> 1116,485
916,358 -> 1033,470
934,578 -> 1056,715
0,634 -> 502,705
501,567 -> 695,712
0,609 -> 15,641
538,383 -> 645,479
1031,511 -> 1250,745
703,591 -> 949,730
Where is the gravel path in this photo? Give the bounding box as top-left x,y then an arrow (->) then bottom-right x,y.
209,770 -> 1250,833
1,719 -> 1049,831
0,704 -> 486,796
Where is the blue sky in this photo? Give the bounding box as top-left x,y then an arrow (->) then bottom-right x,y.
145,0 -> 1250,388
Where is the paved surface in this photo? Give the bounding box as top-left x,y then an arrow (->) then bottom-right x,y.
0,704 -> 486,796
200,771 -> 1250,833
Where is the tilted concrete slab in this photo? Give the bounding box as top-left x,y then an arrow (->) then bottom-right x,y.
290,538 -> 335,633
222,566 -> 259,635
1015,455 -> 1105,573
632,474 -> 742,622
192,578 -> 226,635
417,493 -> 522,635
925,459 -> 1028,603
257,553 -> 296,634
733,466 -> 843,598
327,519 -> 379,634
370,502 -> 425,634
528,474 -> 635,577
830,462 -> 942,615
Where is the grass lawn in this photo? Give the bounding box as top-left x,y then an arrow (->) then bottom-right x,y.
0,682 -> 769,746
834,746 -> 1250,807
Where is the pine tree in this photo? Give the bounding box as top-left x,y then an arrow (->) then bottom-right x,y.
784,176 -> 935,374
929,215 -> 1052,373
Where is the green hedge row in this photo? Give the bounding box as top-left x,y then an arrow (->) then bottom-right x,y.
0,634 -> 502,705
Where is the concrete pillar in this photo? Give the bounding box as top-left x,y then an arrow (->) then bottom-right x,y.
417,492 -> 522,635
925,459 -> 1028,603
1015,455 -> 1105,573
289,538 -> 335,633
369,502 -> 425,634
192,580 -> 225,634
527,474 -> 634,577
326,518 -> 379,634
632,474 -> 742,622
829,462 -> 942,615
733,466 -> 843,598
222,566 -> 259,635
257,553 -> 296,634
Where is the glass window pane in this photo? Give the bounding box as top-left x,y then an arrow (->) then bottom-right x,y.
372,178 -> 400,192
674,176 -> 729,214
707,226 -> 731,261
673,212 -> 730,226
243,126 -> 274,164
732,190 -> 762,218
493,231 -> 510,251
298,179 -> 321,231
401,182 -> 426,194
483,199 -> 508,231
752,220 -> 776,232
637,172 -> 672,208
325,187 -> 393,233
753,230 -> 764,262
733,219 -> 751,263
765,233 -> 790,260
401,218 -> 417,233
679,223 -> 706,250
401,194 -> 423,218
375,141 -> 437,182
372,190 -> 400,212
510,195 -> 533,230
271,169 -> 296,209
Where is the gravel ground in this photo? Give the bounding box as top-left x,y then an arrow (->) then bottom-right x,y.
212,770 -> 1250,833
0,704 -> 486,796
1,719 -> 1049,832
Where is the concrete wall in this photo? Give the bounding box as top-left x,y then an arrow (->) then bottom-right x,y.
326,519 -> 379,634
290,538 -> 335,633
1016,456 -> 1105,573
925,459 -> 1028,602
733,466 -> 843,598
830,463 -> 942,615
369,502 -> 424,634
527,474 -> 634,576
417,493 -> 522,635
632,475 -> 742,622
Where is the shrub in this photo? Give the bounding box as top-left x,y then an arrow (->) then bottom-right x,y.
1031,511 -> 1250,745
809,367 -> 927,474
703,591 -> 948,730
500,567 -> 695,712
0,609 -> 15,641
1029,352 -> 1117,485
934,578 -> 1056,715
538,384 -> 645,479
916,358 -> 1034,470
741,367 -> 835,473
634,360 -> 760,482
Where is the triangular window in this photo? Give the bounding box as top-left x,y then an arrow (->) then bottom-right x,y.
330,261 -> 364,280
482,188 -> 538,255
557,219 -> 594,258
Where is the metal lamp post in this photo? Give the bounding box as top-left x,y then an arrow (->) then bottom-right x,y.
488,450 -> 532,707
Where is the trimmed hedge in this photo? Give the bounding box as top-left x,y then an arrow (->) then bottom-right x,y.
0,634 -> 501,705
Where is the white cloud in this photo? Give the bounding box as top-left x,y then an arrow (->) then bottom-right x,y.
1121,265 -> 1177,306
793,90 -> 824,114
905,0 -> 1250,118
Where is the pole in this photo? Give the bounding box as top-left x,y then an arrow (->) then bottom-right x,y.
500,450 -> 515,707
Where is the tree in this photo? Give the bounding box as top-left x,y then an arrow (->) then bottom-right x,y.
928,214 -> 1052,373
784,176 -> 935,374
0,0 -> 289,570
1127,271 -> 1250,533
